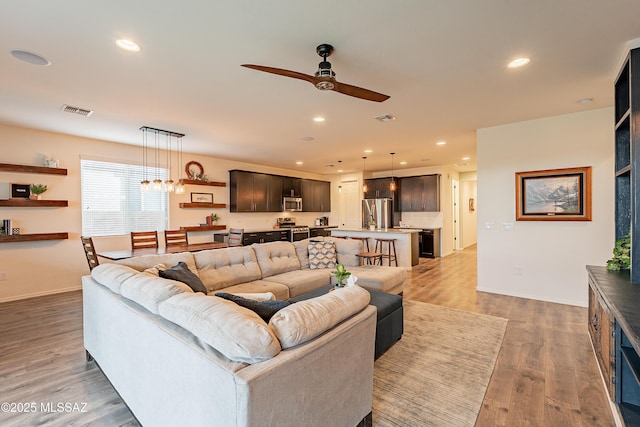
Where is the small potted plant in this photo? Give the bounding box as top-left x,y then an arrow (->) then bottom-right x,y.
207,213 -> 219,226
29,184 -> 48,200
332,263 -> 351,288
606,232 -> 631,271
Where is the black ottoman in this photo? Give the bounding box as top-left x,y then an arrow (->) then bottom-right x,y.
290,286 -> 403,359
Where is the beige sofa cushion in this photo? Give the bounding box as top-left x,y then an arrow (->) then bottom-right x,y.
215,280 -> 291,300
159,293 -> 281,364
265,270 -> 332,298
269,285 -> 370,349
117,252 -> 199,277
120,273 -> 193,314
91,263 -> 139,294
326,237 -> 362,267
252,241 -> 301,278
194,246 -> 262,292
347,266 -> 407,294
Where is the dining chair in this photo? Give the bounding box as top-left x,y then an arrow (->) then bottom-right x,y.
130,231 -> 159,250
164,229 -> 189,247
81,236 -> 99,271
228,228 -> 244,247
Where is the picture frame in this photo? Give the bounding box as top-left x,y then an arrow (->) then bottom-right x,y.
190,192 -> 213,203
515,166 -> 592,221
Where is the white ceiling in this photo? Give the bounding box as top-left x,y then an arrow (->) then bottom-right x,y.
1,1 -> 639,175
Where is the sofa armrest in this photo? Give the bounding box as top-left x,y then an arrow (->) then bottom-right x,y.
234,305 -> 376,427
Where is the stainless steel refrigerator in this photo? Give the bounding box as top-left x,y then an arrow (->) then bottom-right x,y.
362,198 -> 393,229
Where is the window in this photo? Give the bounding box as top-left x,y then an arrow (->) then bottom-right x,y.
81,158 -> 169,237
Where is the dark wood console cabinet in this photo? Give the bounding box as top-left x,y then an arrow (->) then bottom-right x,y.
588,266 -> 640,425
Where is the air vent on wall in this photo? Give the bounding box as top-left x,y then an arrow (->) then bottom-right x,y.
61,104 -> 94,117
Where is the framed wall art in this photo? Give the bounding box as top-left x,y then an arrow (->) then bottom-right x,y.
190,192 -> 213,203
515,166 -> 592,221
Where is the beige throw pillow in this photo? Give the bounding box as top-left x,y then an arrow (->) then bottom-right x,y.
308,241 -> 336,269
269,285 -> 370,349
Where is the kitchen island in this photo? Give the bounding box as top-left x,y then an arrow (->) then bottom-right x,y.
330,228 -> 420,269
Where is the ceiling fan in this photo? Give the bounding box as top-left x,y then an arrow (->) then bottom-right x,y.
242,44 -> 390,103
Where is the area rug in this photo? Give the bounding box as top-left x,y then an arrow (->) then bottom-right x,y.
373,300 -> 507,427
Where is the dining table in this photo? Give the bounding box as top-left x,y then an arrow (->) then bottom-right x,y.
97,241 -> 229,261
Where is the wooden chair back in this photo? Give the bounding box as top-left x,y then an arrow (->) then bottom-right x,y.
164,229 -> 189,247
228,228 -> 244,247
130,231 -> 159,250
81,236 -> 99,271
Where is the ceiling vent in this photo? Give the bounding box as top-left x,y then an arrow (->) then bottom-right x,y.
61,104 -> 94,117
374,114 -> 396,122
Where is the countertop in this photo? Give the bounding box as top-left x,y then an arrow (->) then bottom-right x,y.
332,228 -> 420,234
223,225 -> 339,234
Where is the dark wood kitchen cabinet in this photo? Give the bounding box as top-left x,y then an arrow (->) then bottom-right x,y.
301,179 -> 331,212
364,178 -> 395,199
242,230 -> 289,245
399,174 -> 440,212
229,170 -> 283,212
282,177 -> 301,197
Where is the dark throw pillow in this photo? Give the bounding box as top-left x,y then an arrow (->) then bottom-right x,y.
215,292 -> 291,322
159,262 -> 208,294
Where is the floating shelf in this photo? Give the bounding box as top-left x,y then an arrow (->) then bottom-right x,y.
179,202 -> 226,209
179,179 -> 226,187
0,199 -> 68,207
0,232 -> 69,243
180,225 -> 227,232
0,163 -> 68,175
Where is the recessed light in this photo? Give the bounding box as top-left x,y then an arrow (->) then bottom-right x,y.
115,39 -> 142,53
313,117 -> 325,123
462,156 -> 470,161
364,149 -> 373,153
399,161 -> 407,165
10,50 -> 50,66
507,57 -> 530,68
337,169 -> 344,173
436,141 -> 446,146
299,136 -> 315,141
374,114 -> 396,122
296,161 -> 303,165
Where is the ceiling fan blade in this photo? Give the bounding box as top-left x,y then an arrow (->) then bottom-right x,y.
241,64 -> 315,84
332,80 -> 390,102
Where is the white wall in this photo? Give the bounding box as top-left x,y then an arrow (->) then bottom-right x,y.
0,123 -> 328,302
476,107 -> 614,307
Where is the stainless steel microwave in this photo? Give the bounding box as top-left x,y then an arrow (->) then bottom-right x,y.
283,197 -> 303,212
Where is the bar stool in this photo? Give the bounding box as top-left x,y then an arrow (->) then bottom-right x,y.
375,238 -> 398,266
355,252 -> 383,266
349,236 -> 371,252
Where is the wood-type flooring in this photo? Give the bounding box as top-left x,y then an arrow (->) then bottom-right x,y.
0,244 -> 616,426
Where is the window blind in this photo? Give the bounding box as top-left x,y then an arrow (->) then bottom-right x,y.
81,159 -> 169,237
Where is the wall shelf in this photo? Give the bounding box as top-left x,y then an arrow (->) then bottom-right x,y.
179,202 -> 226,209
0,199 -> 68,207
180,225 -> 227,232
0,232 -> 68,243
0,162 -> 67,175
179,179 -> 226,187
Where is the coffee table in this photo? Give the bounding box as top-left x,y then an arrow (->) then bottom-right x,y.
290,285 -> 403,359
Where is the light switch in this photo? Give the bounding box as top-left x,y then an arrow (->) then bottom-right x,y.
485,222 -> 495,230
502,222 -> 514,231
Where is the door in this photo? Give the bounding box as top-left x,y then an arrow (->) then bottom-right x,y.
341,181 -> 361,228
452,179 -> 460,250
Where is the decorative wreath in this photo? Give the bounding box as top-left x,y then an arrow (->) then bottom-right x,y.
185,161 -> 204,179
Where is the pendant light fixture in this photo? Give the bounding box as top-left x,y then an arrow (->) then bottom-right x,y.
337,160 -> 343,193
140,127 -> 150,192
140,126 -> 186,193
389,152 -> 397,192
362,156 -> 368,193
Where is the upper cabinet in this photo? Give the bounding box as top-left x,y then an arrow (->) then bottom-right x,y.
301,179 -> 331,212
282,177 -> 302,197
615,47 -> 640,282
364,178 -> 395,199
229,170 -> 283,212
399,174 -> 440,212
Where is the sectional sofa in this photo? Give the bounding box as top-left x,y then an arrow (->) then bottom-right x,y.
83,237 -> 407,426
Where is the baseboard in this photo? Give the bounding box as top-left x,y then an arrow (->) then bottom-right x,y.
476,286 -> 587,308
0,285 -> 82,303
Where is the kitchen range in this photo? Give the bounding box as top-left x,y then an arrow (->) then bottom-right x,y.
276,217 -> 310,242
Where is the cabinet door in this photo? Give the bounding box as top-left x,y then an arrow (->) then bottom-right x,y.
243,232 -> 261,245
399,177 -> 413,212
376,178 -> 394,199
301,179 -> 316,211
283,177 -> 301,197
422,175 -> 440,212
317,181 -> 331,212
267,175 -> 283,212
230,171 -> 254,212
251,173 -> 269,212
409,176 -> 424,211
363,179 -> 376,199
